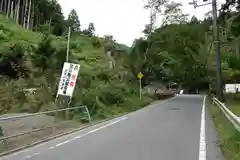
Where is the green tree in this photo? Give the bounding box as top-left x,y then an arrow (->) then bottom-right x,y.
162,1 -> 188,25
0,0 -> 66,35
82,22 -> 95,36
87,22 -> 95,35
49,0 -> 65,36
190,16 -> 200,24
67,9 -> 81,32
144,0 -> 169,13
128,21 -> 209,87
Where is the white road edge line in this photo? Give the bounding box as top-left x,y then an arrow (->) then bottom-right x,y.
51,116 -> 127,148
14,117 -> 127,160
199,96 -> 206,160
1,117 -> 126,159
1,97 -> 177,160
21,152 -> 39,160
32,153 -> 39,156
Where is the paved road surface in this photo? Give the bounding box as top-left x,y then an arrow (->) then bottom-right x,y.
1,95 -> 224,160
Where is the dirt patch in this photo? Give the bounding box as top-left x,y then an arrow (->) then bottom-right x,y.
0,113 -> 83,153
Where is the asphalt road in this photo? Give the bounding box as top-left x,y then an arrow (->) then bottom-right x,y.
1,95 -> 224,160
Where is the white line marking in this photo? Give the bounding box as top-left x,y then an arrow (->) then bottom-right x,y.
55,140 -> 71,147
51,117 -> 127,148
2,97 -> 175,159
199,96 -> 206,160
33,153 -> 39,156
22,152 -> 40,160
5,143 -> 45,158
2,97 -> 173,159
25,155 -> 32,159
1,117 -> 126,159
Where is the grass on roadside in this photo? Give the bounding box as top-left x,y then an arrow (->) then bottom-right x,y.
207,98 -> 240,160
228,103 -> 240,116
224,93 -> 240,116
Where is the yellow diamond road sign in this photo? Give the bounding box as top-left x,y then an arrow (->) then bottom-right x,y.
137,72 -> 143,79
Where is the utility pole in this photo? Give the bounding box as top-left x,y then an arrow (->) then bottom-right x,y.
212,0 -> 224,101
189,0 -> 224,102
66,26 -> 71,62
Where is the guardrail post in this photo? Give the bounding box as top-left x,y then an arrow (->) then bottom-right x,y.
52,125 -> 56,134
0,126 -> 3,137
84,106 -> 92,123
0,126 -> 6,151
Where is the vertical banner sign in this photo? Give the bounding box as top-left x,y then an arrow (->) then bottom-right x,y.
57,62 -> 80,97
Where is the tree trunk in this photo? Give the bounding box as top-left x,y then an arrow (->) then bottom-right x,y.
0,0 -> 3,12
15,0 -> 20,23
3,0 -> 7,13
48,15 -> 52,33
23,0 -> 28,28
10,0 -> 14,19
20,0 -> 25,26
30,0 -> 34,30
27,0 -> 31,29
7,0 -> 11,17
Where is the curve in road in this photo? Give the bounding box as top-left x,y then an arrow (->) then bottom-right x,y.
1,95 -> 225,160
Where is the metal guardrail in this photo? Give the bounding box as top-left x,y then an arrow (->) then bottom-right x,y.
0,105 -> 92,148
0,105 -> 90,122
212,97 -> 240,132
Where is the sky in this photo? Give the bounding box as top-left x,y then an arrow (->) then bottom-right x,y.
58,0 -> 225,46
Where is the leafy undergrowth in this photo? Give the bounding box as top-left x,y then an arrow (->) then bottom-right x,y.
208,98 -> 240,160
0,15 -> 153,121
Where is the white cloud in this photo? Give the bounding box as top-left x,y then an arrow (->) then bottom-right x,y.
58,0 -> 225,46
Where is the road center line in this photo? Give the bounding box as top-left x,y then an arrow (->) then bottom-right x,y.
199,96 -> 206,160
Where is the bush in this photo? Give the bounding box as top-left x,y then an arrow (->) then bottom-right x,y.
91,37 -> 102,48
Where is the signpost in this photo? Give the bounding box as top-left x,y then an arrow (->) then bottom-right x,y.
56,62 -> 80,119
137,72 -> 143,100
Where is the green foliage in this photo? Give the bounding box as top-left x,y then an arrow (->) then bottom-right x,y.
228,54 -> 240,70
49,1 -> 66,36
82,22 -> 95,37
190,16 -> 200,24
129,22 -> 208,88
91,36 -> 102,49
0,14 -> 149,120
32,0 -> 65,36
66,9 -> 81,32
162,2 -> 188,25
221,0 -> 240,37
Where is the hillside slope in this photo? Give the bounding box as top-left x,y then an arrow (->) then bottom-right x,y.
0,15 -> 151,119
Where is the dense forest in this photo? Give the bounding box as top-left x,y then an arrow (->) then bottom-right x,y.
130,0 -> 240,91
0,0 -> 239,119
0,0 -> 65,35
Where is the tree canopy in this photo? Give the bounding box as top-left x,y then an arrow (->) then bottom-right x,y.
128,0 -> 240,92
67,9 -> 81,32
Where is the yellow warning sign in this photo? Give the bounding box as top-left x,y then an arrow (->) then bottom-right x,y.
137,72 -> 143,79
